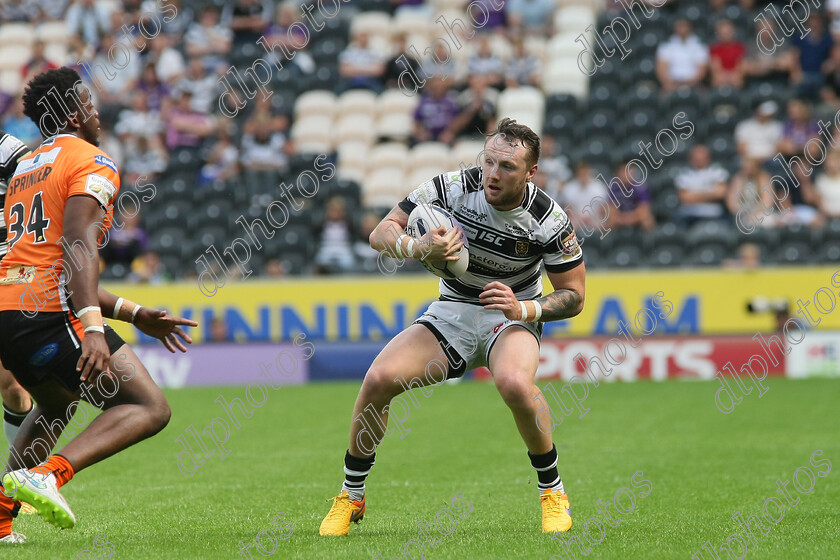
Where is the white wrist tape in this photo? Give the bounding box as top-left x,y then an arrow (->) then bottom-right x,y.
394,234 -> 406,258
131,305 -> 142,323
77,306 -> 100,317
404,236 -> 415,258
112,297 -> 124,320
84,325 -> 105,334
519,300 -> 543,322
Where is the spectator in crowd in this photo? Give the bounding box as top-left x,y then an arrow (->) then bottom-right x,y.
130,251 -> 169,284
815,152 -> 840,218
137,63 -> 170,112
337,32 -> 386,93
158,0 -> 193,35
185,5 -> 233,72
469,0 -> 506,34
446,74 -> 498,142
262,258 -> 287,278
726,158 -> 777,229
100,210 -> 148,272
506,36 -> 540,88
709,19 -> 746,89
163,90 -> 216,153
774,98 -> 820,213
21,40 -> 58,82
425,42 -> 457,81
412,76 -> 460,144
506,0 -> 555,37
177,58 -> 220,114
609,162 -> 655,231
656,18 -> 709,93
722,242 -> 761,269
355,210 -> 390,273
99,124 -> 124,169
122,134 -> 168,184
114,90 -> 163,141
744,17 -> 795,80
792,13 -> 833,100
1,0 -> 41,23
223,0 -> 271,47
240,114 -> 291,178
85,34 -> 142,124
467,35 -> 505,90
149,34 -> 186,85
384,34 -> 421,89
820,43 -> 840,109
208,317 -> 232,342
558,160 -> 609,230
537,136 -> 571,199
264,3 -> 316,75
675,144 -> 730,227
66,0 -> 111,47
199,123 -> 240,185
734,101 -> 783,166
2,96 -> 41,149
314,197 -> 357,274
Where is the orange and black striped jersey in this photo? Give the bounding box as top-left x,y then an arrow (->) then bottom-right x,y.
0,134 -> 119,313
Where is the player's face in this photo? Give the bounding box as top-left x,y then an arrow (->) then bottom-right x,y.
72,85 -> 101,147
481,135 -> 537,211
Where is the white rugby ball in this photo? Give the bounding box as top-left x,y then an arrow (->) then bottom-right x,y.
405,204 -> 470,279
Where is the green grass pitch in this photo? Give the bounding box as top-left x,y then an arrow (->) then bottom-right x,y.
5,377 -> 839,559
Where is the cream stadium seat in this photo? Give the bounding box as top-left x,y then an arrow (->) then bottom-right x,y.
350,11 -> 392,39
497,86 -> 545,134
407,165 -> 443,188
555,5 -> 597,35
337,90 -> 378,118
290,115 -> 334,153
0,24 -> 34,48
294,90 -> 337,121
337,141 -> 370,184
0,71 -> 22,95
36,21 -> 71,45
0,46 -> 31,72
409,142 -> 451,172
369,142 -> 409,172
547,32 -> 586,60
44,44 -> 67,66
375,112 -> 413,141
363,167 -> 406,208
452,140 -> 486,171
335,114 -> 376,145
393,11 -> 433,38
541,59 -> 589,97
379,88 -> 419,118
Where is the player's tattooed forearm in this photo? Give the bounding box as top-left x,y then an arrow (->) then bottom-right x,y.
536,289 -> 583,322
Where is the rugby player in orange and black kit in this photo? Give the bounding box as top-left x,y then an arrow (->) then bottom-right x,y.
0,67 -> 197,544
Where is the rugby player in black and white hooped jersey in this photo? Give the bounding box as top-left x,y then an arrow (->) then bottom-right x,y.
320,118 -> 586,536
0,133 -> 35,486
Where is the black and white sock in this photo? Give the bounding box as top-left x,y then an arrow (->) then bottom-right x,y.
341,450 -> 375,502
3,403 -> 31,448
529,444 -> 565,495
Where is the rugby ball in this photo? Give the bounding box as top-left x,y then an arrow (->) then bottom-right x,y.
406,204 -> 470,279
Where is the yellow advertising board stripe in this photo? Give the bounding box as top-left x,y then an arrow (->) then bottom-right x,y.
103,266 -> 840,343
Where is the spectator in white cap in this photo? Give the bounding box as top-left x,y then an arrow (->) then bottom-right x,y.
734,101 -> 784,168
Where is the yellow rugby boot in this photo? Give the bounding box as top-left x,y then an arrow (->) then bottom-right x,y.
541,489 -> 572,533
319,491 -> 366,536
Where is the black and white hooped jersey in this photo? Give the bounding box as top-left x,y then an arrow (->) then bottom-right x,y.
0,133 -> 30,258
398,167 -> 583,304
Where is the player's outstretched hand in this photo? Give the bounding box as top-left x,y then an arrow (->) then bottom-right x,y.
422,225 -> 464,261
78,332 -> 110,381
479,281 -> 520,320
134,308 -> 198,353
